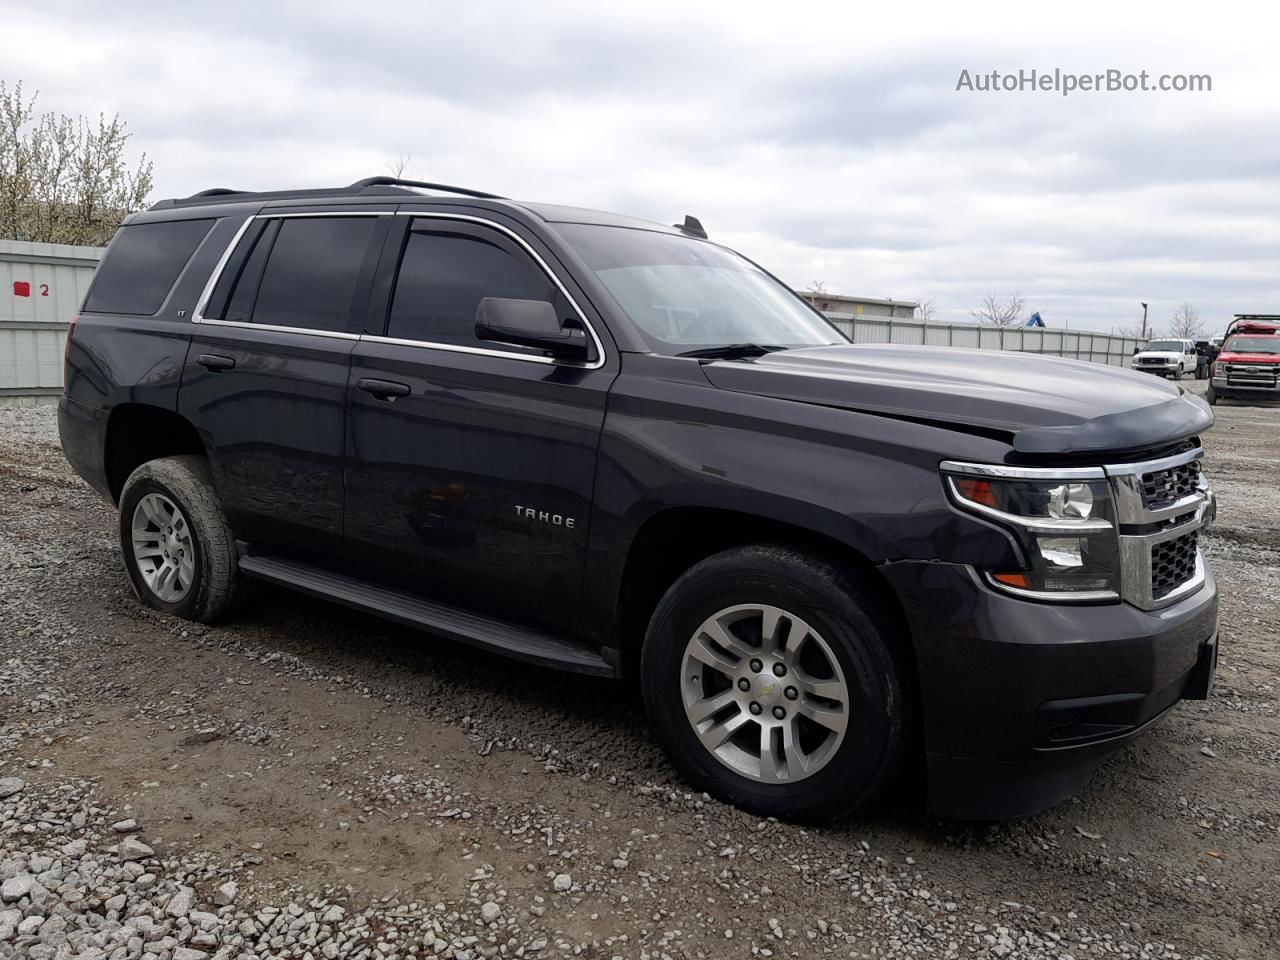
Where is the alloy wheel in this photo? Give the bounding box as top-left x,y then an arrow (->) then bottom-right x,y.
680,603 -> 849,783
131,492 -> 196,603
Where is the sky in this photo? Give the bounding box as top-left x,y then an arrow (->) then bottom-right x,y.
3,0 -> 1278,335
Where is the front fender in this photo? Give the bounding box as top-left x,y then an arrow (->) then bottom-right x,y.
582,356 -> 1021,647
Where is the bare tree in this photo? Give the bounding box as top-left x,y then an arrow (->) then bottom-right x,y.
800,280 -> 829,311
970,290 -> 1026,327
0,81 -> 153,245
917,298 -> 937,323
1169,302 -> 1203,339
387,152 -> 415,179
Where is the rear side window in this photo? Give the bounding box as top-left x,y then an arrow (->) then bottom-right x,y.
387,223 -> 555,351
85,219 -> 214,315
250,217 -> 377,332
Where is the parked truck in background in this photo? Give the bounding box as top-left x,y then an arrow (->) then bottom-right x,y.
1131,338 -> 1198,379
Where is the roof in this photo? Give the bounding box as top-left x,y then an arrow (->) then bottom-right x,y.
147,176 -> 688,237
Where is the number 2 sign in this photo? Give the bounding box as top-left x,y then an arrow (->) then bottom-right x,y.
11,281 -> 50,298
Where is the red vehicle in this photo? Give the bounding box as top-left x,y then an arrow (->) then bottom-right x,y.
1208,316 -> 1280,405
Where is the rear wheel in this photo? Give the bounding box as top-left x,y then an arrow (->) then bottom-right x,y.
641,545 -> 906,821
119,455 -> 241,623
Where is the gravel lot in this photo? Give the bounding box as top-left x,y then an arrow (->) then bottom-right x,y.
1,381 -> 1277,960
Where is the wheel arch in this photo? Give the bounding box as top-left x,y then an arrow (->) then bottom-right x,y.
614,506 -> 918,691
104,403 -> 207,504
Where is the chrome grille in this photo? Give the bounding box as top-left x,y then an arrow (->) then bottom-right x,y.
1107,445 -> 1211,610
1151,531 -> 1198,600
1140,460 -> 1201,509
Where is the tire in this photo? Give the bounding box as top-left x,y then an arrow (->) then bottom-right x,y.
1207,385 -> 1218,406
1173,366 -> 1182,381
640,545 -> 906,822
118,455 -> 241,623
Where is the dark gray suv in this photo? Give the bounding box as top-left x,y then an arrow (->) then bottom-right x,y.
60,177 -> 1220,820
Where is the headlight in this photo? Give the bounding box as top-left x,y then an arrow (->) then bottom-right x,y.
944,469 -> 1120,600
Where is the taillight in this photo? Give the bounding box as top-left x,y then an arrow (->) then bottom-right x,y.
63,317 -> 78,392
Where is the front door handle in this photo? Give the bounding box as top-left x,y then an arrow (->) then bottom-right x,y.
356,377 -> 411,400
196,353 -> 236,372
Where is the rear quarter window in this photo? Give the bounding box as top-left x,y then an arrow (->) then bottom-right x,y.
84,219 -> 215,315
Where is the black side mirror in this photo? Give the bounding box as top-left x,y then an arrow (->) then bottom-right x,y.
475,297 -> 588,360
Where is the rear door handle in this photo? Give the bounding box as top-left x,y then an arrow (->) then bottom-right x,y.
196,353 -> 236,371
356,377 -> 411,400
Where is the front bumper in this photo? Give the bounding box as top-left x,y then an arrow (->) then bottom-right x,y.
1132,362 -> 1178,374
880,555 -> 1218,820
1211,375 -> 1280,398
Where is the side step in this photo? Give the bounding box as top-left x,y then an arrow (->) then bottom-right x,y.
238,555 -> 615,677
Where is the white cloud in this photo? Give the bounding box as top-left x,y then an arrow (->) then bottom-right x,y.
4,0 -> 1278,334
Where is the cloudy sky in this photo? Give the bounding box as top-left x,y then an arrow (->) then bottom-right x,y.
5,0 -> 1278,333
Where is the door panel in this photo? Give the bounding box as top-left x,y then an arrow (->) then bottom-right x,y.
179,212 -> 386,554
180,325 -> 356,552
343,214 -> 616,633
344,344 -> 612,632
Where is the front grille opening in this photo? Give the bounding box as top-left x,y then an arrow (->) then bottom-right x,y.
1141,459 -> 1201,509
1151,531 -> 1198,600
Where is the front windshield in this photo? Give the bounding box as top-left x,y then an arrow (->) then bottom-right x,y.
556,223 -> 846,355
1224,336 -> 1280,354
1144,340 -> 1184,351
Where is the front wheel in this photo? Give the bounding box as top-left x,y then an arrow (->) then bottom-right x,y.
1207,384 -> 1218,406
640,545 -> 907,821
119,455 -> 242,623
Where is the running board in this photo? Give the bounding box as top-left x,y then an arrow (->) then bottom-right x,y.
237,555 -> 614,677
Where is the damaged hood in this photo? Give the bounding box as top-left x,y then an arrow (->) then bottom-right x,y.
702,344 -> 1213,455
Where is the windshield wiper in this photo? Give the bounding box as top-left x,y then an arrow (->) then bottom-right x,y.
677,343 -> 789,360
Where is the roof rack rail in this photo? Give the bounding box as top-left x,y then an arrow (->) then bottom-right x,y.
347,177 -> 505,200
190,188 -> 243,198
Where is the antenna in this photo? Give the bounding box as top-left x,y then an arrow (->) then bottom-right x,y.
673,215 -> 708,239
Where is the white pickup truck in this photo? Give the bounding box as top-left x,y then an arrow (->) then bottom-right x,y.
1131,338 -> 1198,379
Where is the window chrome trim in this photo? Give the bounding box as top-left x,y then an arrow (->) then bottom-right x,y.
389,210 -> 606,370
191,211 -> 395,334
360,333 -> 560,365
190,317 -> 361,342
191,210 -> 610,368
940,460 -> 1107,481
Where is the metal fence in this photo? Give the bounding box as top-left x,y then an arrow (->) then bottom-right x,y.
1,240 -> 104,406
824,314 -> 1145,367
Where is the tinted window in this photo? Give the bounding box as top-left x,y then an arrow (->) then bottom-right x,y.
388,226 -> 554,349
85,219 -> 214,315
251,217 -> 377,331
222,221 -> 278,324
203,219 -> 269,321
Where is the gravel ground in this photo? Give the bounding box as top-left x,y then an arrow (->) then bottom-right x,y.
1,382 -> 1277,960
